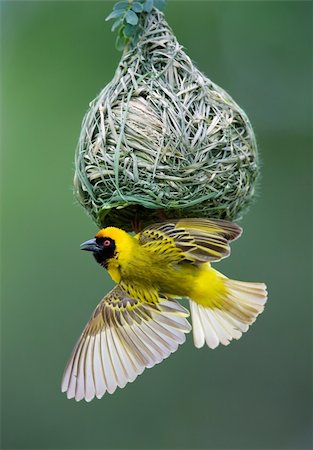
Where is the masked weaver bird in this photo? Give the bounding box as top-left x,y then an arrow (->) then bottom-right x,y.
62,218 -> 267,401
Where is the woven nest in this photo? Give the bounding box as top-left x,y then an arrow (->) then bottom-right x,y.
74,9 -> 259,231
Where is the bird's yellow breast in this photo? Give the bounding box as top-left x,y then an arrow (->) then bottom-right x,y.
118,244 -> 199,297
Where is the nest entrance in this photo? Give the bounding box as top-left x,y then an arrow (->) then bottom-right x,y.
98,205 -> 173,233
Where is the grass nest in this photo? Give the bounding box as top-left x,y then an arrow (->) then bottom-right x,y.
74,9 -> 259,232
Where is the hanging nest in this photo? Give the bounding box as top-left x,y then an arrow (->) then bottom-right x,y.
74,9 -> 259,232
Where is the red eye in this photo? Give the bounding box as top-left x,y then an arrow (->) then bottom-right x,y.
103,239 -> 111,247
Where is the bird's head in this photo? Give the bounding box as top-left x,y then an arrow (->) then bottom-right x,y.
80,227 -> 133,268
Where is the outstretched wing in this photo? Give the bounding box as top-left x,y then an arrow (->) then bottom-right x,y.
61,285 -> 191,401
137,218 -> 242,264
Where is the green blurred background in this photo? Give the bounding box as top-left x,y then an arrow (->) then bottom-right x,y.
1,1 -> 312,449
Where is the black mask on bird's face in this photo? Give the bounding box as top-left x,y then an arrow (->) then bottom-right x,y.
80,237 -> 116,267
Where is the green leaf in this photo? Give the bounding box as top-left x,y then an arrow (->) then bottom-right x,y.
124,23 -> 136,37
115,32 -> 128,51
125,10 -> 139,25
154,0 -> 165,11
132,30 -> 140,46
111,18 -> 122,32
132,2 -> 144,13
105,9 -> 124,21
113,1 -> 128,10
143,0 -> 153,13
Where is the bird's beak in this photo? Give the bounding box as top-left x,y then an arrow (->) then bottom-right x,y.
80,238 -> 100,252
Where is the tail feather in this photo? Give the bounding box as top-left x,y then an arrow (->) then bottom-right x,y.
190,278 -> 267,349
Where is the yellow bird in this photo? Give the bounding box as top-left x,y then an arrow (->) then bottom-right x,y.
62,218 -> 267,401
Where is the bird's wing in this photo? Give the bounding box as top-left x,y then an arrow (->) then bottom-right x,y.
61,285 -> 191,401
119,280 -> 160,304
137,218 -> 242,263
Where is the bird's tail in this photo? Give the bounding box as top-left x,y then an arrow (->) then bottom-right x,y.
189,271 -> 267,349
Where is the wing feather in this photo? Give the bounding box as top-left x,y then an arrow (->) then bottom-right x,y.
138,218 -> 242,263
61,285 -> 191,401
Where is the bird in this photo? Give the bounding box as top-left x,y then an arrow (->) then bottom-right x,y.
62,218 -> 267,401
